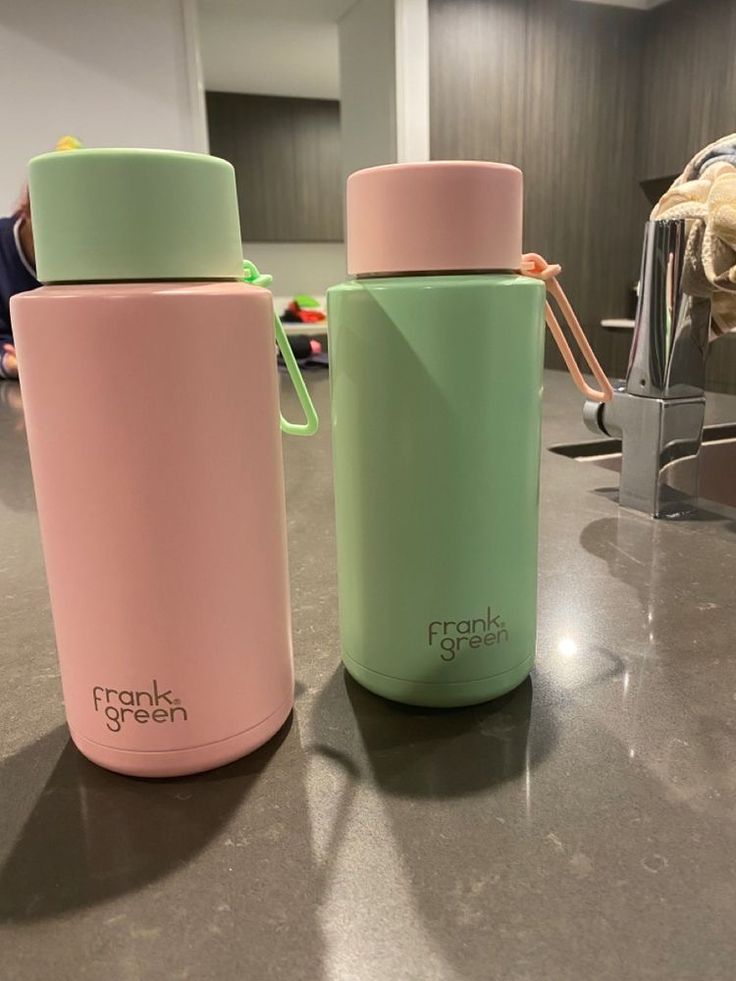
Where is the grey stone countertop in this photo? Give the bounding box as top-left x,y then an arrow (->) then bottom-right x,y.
1,370 -> 735,981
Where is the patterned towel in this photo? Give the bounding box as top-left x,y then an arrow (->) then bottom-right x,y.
652,133 -> 736,339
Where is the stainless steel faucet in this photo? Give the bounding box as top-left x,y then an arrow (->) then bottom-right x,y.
583,219 -> 711,517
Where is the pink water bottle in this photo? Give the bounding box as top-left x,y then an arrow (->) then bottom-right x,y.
12,148 -> 317,777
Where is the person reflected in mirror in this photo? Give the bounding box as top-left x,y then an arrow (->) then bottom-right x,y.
0,184 -> 39,380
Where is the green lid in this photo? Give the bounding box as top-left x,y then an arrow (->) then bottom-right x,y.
29,148 -> 244,283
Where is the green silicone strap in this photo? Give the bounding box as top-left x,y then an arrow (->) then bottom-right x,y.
242,260 -> 319,436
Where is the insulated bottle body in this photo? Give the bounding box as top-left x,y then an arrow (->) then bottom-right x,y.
13,281 -> 293,775
328,273 -> 545,706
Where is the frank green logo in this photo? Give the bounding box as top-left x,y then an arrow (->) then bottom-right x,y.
428,607 -> 509,661
92,680 -> 189,733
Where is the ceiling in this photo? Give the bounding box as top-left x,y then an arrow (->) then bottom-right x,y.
198,0 -> 357,23
197,0 -> 343,99
199,0 -> 674,20
197,0 -> 675,102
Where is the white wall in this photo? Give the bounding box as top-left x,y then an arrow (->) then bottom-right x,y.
338,0 -> 429,181
395,0 -> 430,162
0,0 -> 206,211
244,241 -> 346,297
338,0 -> 398,182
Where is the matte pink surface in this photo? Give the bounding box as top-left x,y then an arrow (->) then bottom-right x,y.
346,161 -> 523,275
12,282 -> 294,776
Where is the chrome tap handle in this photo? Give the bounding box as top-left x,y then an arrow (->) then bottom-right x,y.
626,219 -> 711,399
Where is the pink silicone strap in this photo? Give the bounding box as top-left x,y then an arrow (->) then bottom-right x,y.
521,253 -> 613,403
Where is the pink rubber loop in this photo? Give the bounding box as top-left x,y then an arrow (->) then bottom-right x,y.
521,253 -> 613,403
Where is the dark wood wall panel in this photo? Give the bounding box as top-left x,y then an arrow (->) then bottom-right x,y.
206,92 -> 343,242
429,0 -> 648,373
638,0 -> 736,180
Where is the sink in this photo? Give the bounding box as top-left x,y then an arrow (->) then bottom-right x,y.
549,423 -> 736,511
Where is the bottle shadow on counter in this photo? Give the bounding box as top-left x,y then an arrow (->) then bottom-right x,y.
306,667 -> 559,978
313,666 -> 556,800
0,716 -> 292,923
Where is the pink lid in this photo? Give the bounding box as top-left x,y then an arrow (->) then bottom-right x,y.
346,161 -> 523,276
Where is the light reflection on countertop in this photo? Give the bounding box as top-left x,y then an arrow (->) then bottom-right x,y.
1,371 -> 735,981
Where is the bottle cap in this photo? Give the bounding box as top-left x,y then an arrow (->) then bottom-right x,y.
346,161 -> 523,276
29,148 -> 244,283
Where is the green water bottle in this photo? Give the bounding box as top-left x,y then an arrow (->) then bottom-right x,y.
328,161 -> 611,707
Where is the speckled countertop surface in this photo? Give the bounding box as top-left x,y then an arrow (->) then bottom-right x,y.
1,371 -> 735,981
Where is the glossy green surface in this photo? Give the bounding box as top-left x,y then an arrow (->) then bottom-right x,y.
328,274 -> 546,706
29,149 -> 244,283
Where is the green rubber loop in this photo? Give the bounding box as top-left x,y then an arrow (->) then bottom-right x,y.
242,260 -> 319,436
